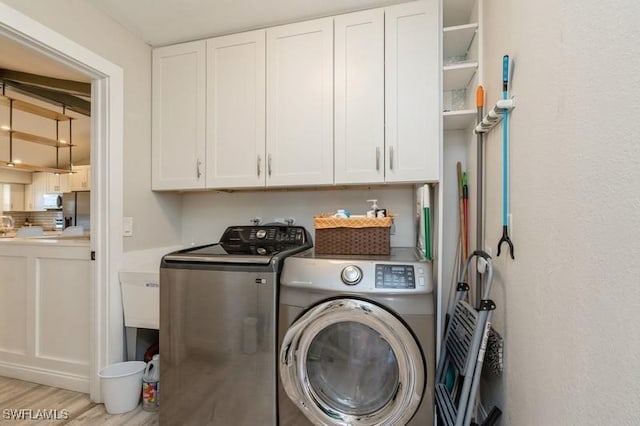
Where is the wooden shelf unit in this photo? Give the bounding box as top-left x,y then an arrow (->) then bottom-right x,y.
0,91 -> 75,172
0,94 -> 72,121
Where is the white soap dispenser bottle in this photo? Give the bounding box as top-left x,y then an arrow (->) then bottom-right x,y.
366,199 -> 378,218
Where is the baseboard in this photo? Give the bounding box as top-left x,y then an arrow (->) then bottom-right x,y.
0,361 -> 89,393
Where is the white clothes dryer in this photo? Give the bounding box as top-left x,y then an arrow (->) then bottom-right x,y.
278,248 -> 435,426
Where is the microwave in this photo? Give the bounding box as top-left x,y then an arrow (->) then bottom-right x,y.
43,193 -> 62,209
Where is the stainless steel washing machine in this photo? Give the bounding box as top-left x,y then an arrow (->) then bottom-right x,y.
278,248 -> 435,426
160,225 -> 311,426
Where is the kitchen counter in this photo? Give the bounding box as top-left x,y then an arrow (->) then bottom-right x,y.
0,231 -> 90,246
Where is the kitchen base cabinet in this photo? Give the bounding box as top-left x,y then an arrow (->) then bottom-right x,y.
0,241 -> 91,392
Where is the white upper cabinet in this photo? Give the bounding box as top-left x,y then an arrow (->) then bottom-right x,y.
385,0 -> 440,183
206,30 -> 266,189
152,40 -> 206,190
266,18 -> 334,187
70,165 -> 91,191
45,172 -> 69,193
30,172 -> 47,211
334,9 -> 385,184
150,1 -> 440,190
2,184 -> 25,212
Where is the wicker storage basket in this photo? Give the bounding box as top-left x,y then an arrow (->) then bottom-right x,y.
313,216 -> 392,255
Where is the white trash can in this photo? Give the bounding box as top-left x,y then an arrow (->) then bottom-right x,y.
98,361 -> 147,414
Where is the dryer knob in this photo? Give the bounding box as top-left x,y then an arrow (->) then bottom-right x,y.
341,265 -> 362,286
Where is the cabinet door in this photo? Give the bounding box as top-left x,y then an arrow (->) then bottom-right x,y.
2,184 -> 24,211
152,41 -> 206,190
24,184 -> 34,211
32,172 -> 47,211
206,30 -> 266,188
70,165 -> 90,191
10,184 -> 25,211
334,9 -> 384,184
266,18 -> 334,187
59,173 -> 70,193
385,1 -> 440,182
45,173 -> 59,193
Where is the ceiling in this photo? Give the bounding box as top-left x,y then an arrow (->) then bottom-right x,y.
0,0 -> 409,82
86,0 -> 407,46
0,35 -> 91,83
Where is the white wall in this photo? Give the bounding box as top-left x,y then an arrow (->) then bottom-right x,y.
477,1 -> 640,424
182,187 -> 416,248
1,0 -> 183,252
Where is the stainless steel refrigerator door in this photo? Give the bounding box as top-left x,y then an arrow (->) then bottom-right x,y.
62,192 -> 76,226
75,191 -> 90,231
160,268 -> 277,426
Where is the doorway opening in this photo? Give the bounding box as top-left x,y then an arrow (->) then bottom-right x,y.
0,3 -> 125,402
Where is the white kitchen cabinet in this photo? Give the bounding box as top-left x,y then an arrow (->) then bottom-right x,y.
334,9 -> 385,184
70,164 -> 91,191
152,40 -> 206,190
24,183 -> 34,211
266,18 -> 334,187
206,30 -> 266,188
0,241 -> 91,392
28,172 -> 47,211
45,172 -> 70,193
2,184 -> 25,211
385,0 -> 440,183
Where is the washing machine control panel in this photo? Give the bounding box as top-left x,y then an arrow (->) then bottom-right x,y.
375,264 -> 415,289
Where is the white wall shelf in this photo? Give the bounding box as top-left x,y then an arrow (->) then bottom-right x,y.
443,23 -> 478,58
443,61 -> 478,91
443,109 -> 476,130
443,0 -> 475,27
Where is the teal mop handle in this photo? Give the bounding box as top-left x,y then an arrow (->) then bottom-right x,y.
502,55 -> 509,227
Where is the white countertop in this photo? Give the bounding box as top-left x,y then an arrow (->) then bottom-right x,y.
0,233 -> 90,246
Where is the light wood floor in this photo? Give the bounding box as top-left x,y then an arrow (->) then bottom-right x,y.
0,376 -> 158,425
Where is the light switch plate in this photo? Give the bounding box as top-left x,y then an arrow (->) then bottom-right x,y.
123,217 -> 133,237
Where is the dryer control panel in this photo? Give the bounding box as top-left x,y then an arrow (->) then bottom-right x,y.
281,248 -> 433,294
375,264 -> 415,289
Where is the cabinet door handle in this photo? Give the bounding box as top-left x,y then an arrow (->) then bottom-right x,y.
257,155 -> 261,177
389,146 -> 394,171
196,159 -> 202,179
268,154 -> 272,177
376,147 -> 380,171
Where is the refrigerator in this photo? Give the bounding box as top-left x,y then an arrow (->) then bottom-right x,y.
62,191 -> 90,231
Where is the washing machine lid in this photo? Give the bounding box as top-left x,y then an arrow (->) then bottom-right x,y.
162,225 -> 312,266
280,298 -> 425,426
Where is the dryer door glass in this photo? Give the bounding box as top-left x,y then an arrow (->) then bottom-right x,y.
306,321 -> 399,415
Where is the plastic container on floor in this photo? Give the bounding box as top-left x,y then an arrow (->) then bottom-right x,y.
98,361 -> 146,414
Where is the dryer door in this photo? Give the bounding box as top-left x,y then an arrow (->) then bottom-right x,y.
280,298 -> 425,426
